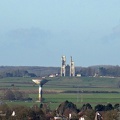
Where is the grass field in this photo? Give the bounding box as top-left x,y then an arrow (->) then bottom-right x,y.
0,76 -> 120,110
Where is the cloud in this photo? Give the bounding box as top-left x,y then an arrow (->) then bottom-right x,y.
112,24 -> 120,38
102,24 -> 120,44
1,27 -> 52,45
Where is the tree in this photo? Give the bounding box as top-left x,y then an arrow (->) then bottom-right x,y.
105,103 -> 113,111
13,90 -> 23,100
114,103 -> 120,110
3,88 -> 30,101
4,89 -> 15,100
12,105 -> 29,120
103,110 -> 118,120
99,67 -> 107,76
26,109 -> 36,120
0,104 -> 12,119
81,103 -> 92,111
84,109 -> 95,120
31,104 -> 46,120
56,101 -> 78,116
95,104 -> 105,111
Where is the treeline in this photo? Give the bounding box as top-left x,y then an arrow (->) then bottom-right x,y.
0,66 -> 60,78
0,100 -> 120,120
0,70 -> 36,78
99,66 -> 120,77
76,65 -> 120,77
1,65 -> 120,78
0,104 -> 46,120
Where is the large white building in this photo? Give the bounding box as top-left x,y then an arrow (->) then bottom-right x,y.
61,56 -> 75,77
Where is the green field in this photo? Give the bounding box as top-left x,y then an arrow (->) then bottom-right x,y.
0,77 -> 120,110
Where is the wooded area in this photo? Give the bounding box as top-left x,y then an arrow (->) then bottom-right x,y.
1,65 -> 120,78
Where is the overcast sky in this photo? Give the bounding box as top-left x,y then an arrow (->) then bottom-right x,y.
0,0 -> 120,67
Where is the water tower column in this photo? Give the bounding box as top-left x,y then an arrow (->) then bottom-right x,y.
39,85 -> 42,102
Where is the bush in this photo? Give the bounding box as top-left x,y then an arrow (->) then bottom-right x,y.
95,104 -> 105,111
4,89 -> 31,101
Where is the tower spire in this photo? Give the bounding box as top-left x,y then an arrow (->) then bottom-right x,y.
70,56 -> 75,77
61,56 -> 66,76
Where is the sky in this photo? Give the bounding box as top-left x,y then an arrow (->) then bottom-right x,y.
0,0 -> 120,67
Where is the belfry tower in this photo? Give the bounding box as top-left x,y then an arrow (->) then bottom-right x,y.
61,56 -> 75,77
61,56 -> 66,76
70,56 -> 75,76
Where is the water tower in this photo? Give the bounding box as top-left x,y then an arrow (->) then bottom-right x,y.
32,79 -> 48,102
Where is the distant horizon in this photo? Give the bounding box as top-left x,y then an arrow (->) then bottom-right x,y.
0,64 -> 119,68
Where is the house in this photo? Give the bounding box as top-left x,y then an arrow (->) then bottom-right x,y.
79,117 -> 85,120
